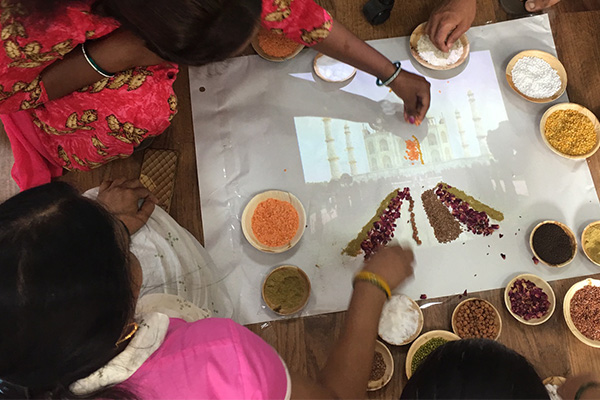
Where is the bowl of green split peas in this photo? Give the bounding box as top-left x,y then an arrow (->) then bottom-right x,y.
405,330 -> 460,378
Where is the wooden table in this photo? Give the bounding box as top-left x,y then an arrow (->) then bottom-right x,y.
1,0 -> 599,396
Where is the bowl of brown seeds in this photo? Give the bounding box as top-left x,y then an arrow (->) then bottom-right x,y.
563,278 -> 600,348
367,340 -> 394,391
452,298 -> 502,340
529,221 -> 577,268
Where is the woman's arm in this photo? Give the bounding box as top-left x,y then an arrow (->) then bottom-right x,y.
291,246 -> 415,399
41,29 -> 163,101
313,21 -> 431,124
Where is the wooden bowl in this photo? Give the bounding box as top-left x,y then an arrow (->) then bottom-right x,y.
409,22 -> 469,71
251,29 -> 304,62
378,295 -> 424,346
505,50 -> 567,103
451,298 -> 502,340
504,273 -> 556,325
529,220 -> 577,267
563,278 -> 600,348
367,340 -> 394,391
539,103 -> 600,160
405,330 -> 460,378
241,190 -> 306,253
262,265 -> 311,315
582,221 -> 600,266
313,53 -> 357,83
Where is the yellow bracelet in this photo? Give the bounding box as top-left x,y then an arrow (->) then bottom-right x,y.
353,271 -> 391,299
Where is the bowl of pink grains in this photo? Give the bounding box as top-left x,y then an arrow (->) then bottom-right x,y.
504,274 -> 556,326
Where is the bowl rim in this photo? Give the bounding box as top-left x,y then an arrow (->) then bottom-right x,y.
313,53 -> 357,83
378,294 -> 424,346
581,220 -> 600,266
409,22 -> 470,71
251,30 -> 304,62
261,265 -> 311,316
505,49 -> 568,103
529,220 -> 578,267
241,190 -> 306,253
367,340 -> 395,391
405,330 -> 460,378
539,103 -> 600,160
451,297 -> 502,340
563,278 -> 600,348
504,273 -> 556,325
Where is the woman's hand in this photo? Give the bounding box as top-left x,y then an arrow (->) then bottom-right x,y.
97,178 -> 157,234
524,0 -> 560,11
426,0 -> 477,52
362,245 -> 415,290
389,71 -> 431,125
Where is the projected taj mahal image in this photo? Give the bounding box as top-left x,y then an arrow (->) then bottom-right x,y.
316,90 -> 494,184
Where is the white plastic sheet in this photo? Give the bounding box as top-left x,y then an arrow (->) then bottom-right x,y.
189,15 -> 600,325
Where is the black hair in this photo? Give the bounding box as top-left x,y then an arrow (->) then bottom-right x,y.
0,182 -> 136,398
401,339 -> 550,399
94,0 -> 262,66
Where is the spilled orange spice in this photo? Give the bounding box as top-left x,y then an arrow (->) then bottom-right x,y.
405,135 -> 424,164
252,198 -> 299,247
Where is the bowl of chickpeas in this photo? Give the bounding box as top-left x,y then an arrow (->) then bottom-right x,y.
451,298 -> 502,340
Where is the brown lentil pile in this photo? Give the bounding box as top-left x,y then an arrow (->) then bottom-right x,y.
570,285 -> 600,341
422,189 -> 461,243
545,110 -> 597,156
454,299 -> 500,339
407,193 -> 422,245
369,351 -> 386,382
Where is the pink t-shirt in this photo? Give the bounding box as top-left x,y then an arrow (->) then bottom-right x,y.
121,318 -> 289,399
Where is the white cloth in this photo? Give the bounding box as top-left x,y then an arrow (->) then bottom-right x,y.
70,312 -> 169,395
84,188 -> 233,318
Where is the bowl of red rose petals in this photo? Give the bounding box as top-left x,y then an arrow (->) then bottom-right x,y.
504,274 -> 556,326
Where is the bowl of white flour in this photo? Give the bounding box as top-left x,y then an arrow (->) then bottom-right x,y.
378,294 -> 424,345
410,22 -> 470,70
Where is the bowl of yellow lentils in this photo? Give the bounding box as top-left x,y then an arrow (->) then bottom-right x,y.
540,103 -> 600,160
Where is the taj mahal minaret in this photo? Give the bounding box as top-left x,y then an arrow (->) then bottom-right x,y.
468,90 -> 491,156
344,124 -> 358,176
322,118 -> 341,180
455,110 -> 471,158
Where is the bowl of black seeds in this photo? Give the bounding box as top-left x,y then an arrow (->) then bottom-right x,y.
530,221 -> 577,267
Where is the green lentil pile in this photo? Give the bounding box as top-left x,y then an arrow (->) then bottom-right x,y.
411,337 -> 448,374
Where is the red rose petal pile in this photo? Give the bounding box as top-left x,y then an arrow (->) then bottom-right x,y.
434,184 -> 499,236
361,188 -> 412,258
508,279 -> 550,320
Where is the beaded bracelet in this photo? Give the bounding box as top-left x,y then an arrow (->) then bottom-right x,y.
81,42 -> 115,78
376,61 -> 402,87
353,271 -> 391,298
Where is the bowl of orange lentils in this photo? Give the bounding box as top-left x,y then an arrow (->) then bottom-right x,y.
241,190 -> 306,253
251,26 -> 304,62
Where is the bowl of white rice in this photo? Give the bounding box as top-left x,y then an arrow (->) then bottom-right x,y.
505,50 -> 567,103
409,22 -> 470,71
313,53 -> 357,83
378,294 -> 424,346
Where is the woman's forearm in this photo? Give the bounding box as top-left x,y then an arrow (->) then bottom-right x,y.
313,21 -> 397,82
41,29 -> 162,101
317,281 -> 387,398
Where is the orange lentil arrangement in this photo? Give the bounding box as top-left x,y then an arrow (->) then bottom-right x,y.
252,198 -> 299,247
545,110 -> 597,156
257,27 -> 300,58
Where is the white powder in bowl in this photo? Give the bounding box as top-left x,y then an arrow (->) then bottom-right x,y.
510,56 -> 562,99
378,294 -> 421,345
416,34 -> 464,67
315,54 -> 356,82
